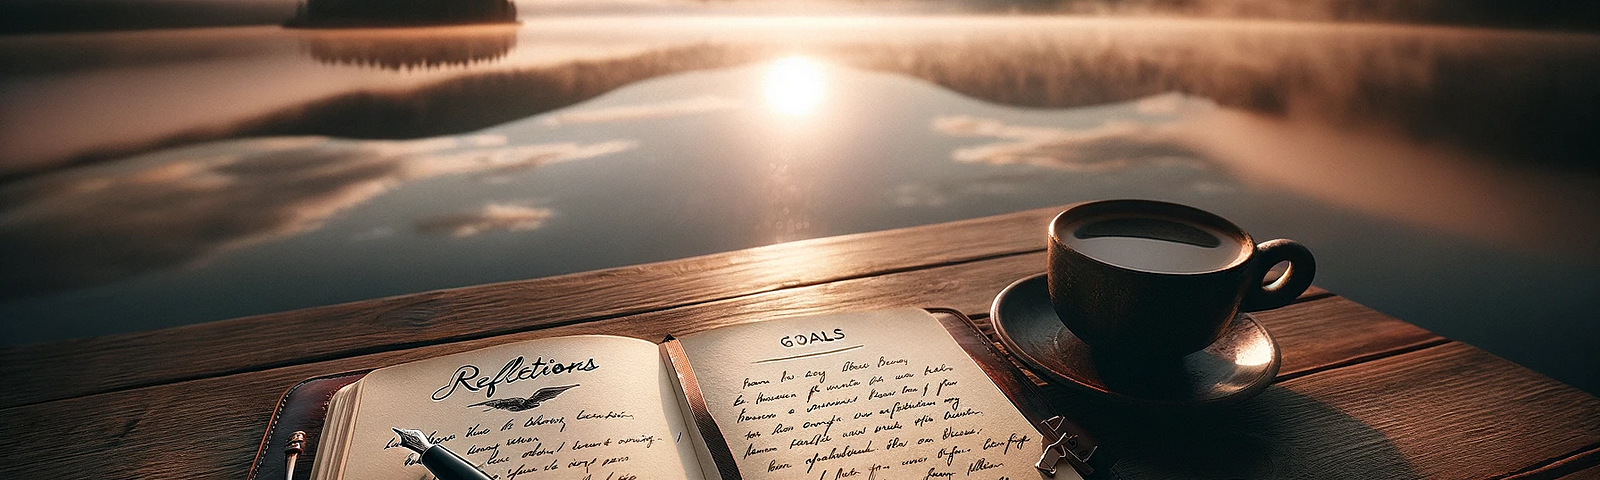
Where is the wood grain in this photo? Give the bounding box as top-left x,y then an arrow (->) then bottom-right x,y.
0,252 -> 1411,479
1062,343 -> 1600,480
0,206 -> 1069,408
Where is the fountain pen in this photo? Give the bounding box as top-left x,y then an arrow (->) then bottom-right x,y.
392,427 -> 493,480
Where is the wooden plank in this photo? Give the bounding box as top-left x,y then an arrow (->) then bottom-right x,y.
1569,468 -> 1600,480
1252,294 -> 1442,379
0,205 -> 1069,408
0,253 -> 1414,479
1058,342 -> 1600,480
0,204 -> 1335,408
1500,445 -> 1600,480
1557,462 -> 1600,480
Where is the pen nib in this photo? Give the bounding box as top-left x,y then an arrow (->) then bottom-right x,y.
392,427 -> 434,454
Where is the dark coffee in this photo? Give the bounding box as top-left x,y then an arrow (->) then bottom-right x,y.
1062,215 -> 1247,274
1047,200 -> 1316,358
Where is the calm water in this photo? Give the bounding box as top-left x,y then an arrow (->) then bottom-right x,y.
1,16 -> 1596,393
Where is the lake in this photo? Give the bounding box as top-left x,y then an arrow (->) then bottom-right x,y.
1,15 -> 1596,393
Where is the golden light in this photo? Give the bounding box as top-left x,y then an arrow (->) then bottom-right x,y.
1234,340 -> 1274,367
763,56 -> 825,116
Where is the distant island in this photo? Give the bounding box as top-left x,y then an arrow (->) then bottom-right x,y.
284,0 -> 516,28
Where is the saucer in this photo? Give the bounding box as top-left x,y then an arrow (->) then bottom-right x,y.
990,273 -> 1280,407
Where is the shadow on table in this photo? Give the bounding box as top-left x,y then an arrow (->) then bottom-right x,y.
1053,385 -> 1418,479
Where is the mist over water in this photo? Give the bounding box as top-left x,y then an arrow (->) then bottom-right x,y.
0,16 -> 1596,393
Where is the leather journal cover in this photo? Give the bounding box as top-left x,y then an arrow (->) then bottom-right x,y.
247,371 -> 368,480
245,309 -> 1105,479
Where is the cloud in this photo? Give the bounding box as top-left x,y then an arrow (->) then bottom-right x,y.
891,183 -> 951,208
415,204 -> 555,238
352,226 -> 397,241
404,140 -> 637,177
0,136 -> 635,298
540,95 -> 743,126
932,115 -> 1207,172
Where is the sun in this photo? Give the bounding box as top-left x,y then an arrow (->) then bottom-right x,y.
763,56 -> 826,116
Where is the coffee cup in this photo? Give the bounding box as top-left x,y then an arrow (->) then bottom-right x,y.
1047,199 -> 1315,359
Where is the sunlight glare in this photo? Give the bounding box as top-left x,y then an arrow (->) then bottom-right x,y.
1234,340 -> 1274,367
764,57 -> 826,116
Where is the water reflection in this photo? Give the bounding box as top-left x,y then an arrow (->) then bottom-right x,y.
299,25 -> 518,71
0,136 -> 633,298
7,20 -> 1596,180
1173,108 -> 1600,255
932,110 -> 1208,172
931,105 -> 1600,254
539,95 -> 743,126
415,203 -> 554,237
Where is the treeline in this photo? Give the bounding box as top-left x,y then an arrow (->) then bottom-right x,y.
284,0 -> 516,28
1037,0 -> 1600,31
0,0 -> 292,34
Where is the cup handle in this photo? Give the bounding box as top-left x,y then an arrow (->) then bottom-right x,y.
1241,239 -> 1316,312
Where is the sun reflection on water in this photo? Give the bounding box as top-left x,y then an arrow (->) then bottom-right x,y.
764,56 -> 826,116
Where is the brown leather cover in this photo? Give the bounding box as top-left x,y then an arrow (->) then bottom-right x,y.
247,309 -> 1105,479
246,370 -> 368,480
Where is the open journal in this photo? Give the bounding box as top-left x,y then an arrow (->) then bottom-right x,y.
309,308 -> 1084,480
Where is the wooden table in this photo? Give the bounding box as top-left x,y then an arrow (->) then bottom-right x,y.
2,205 -> 1596,479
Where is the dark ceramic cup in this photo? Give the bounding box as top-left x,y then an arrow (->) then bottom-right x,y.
1047,199 -> 1315,359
